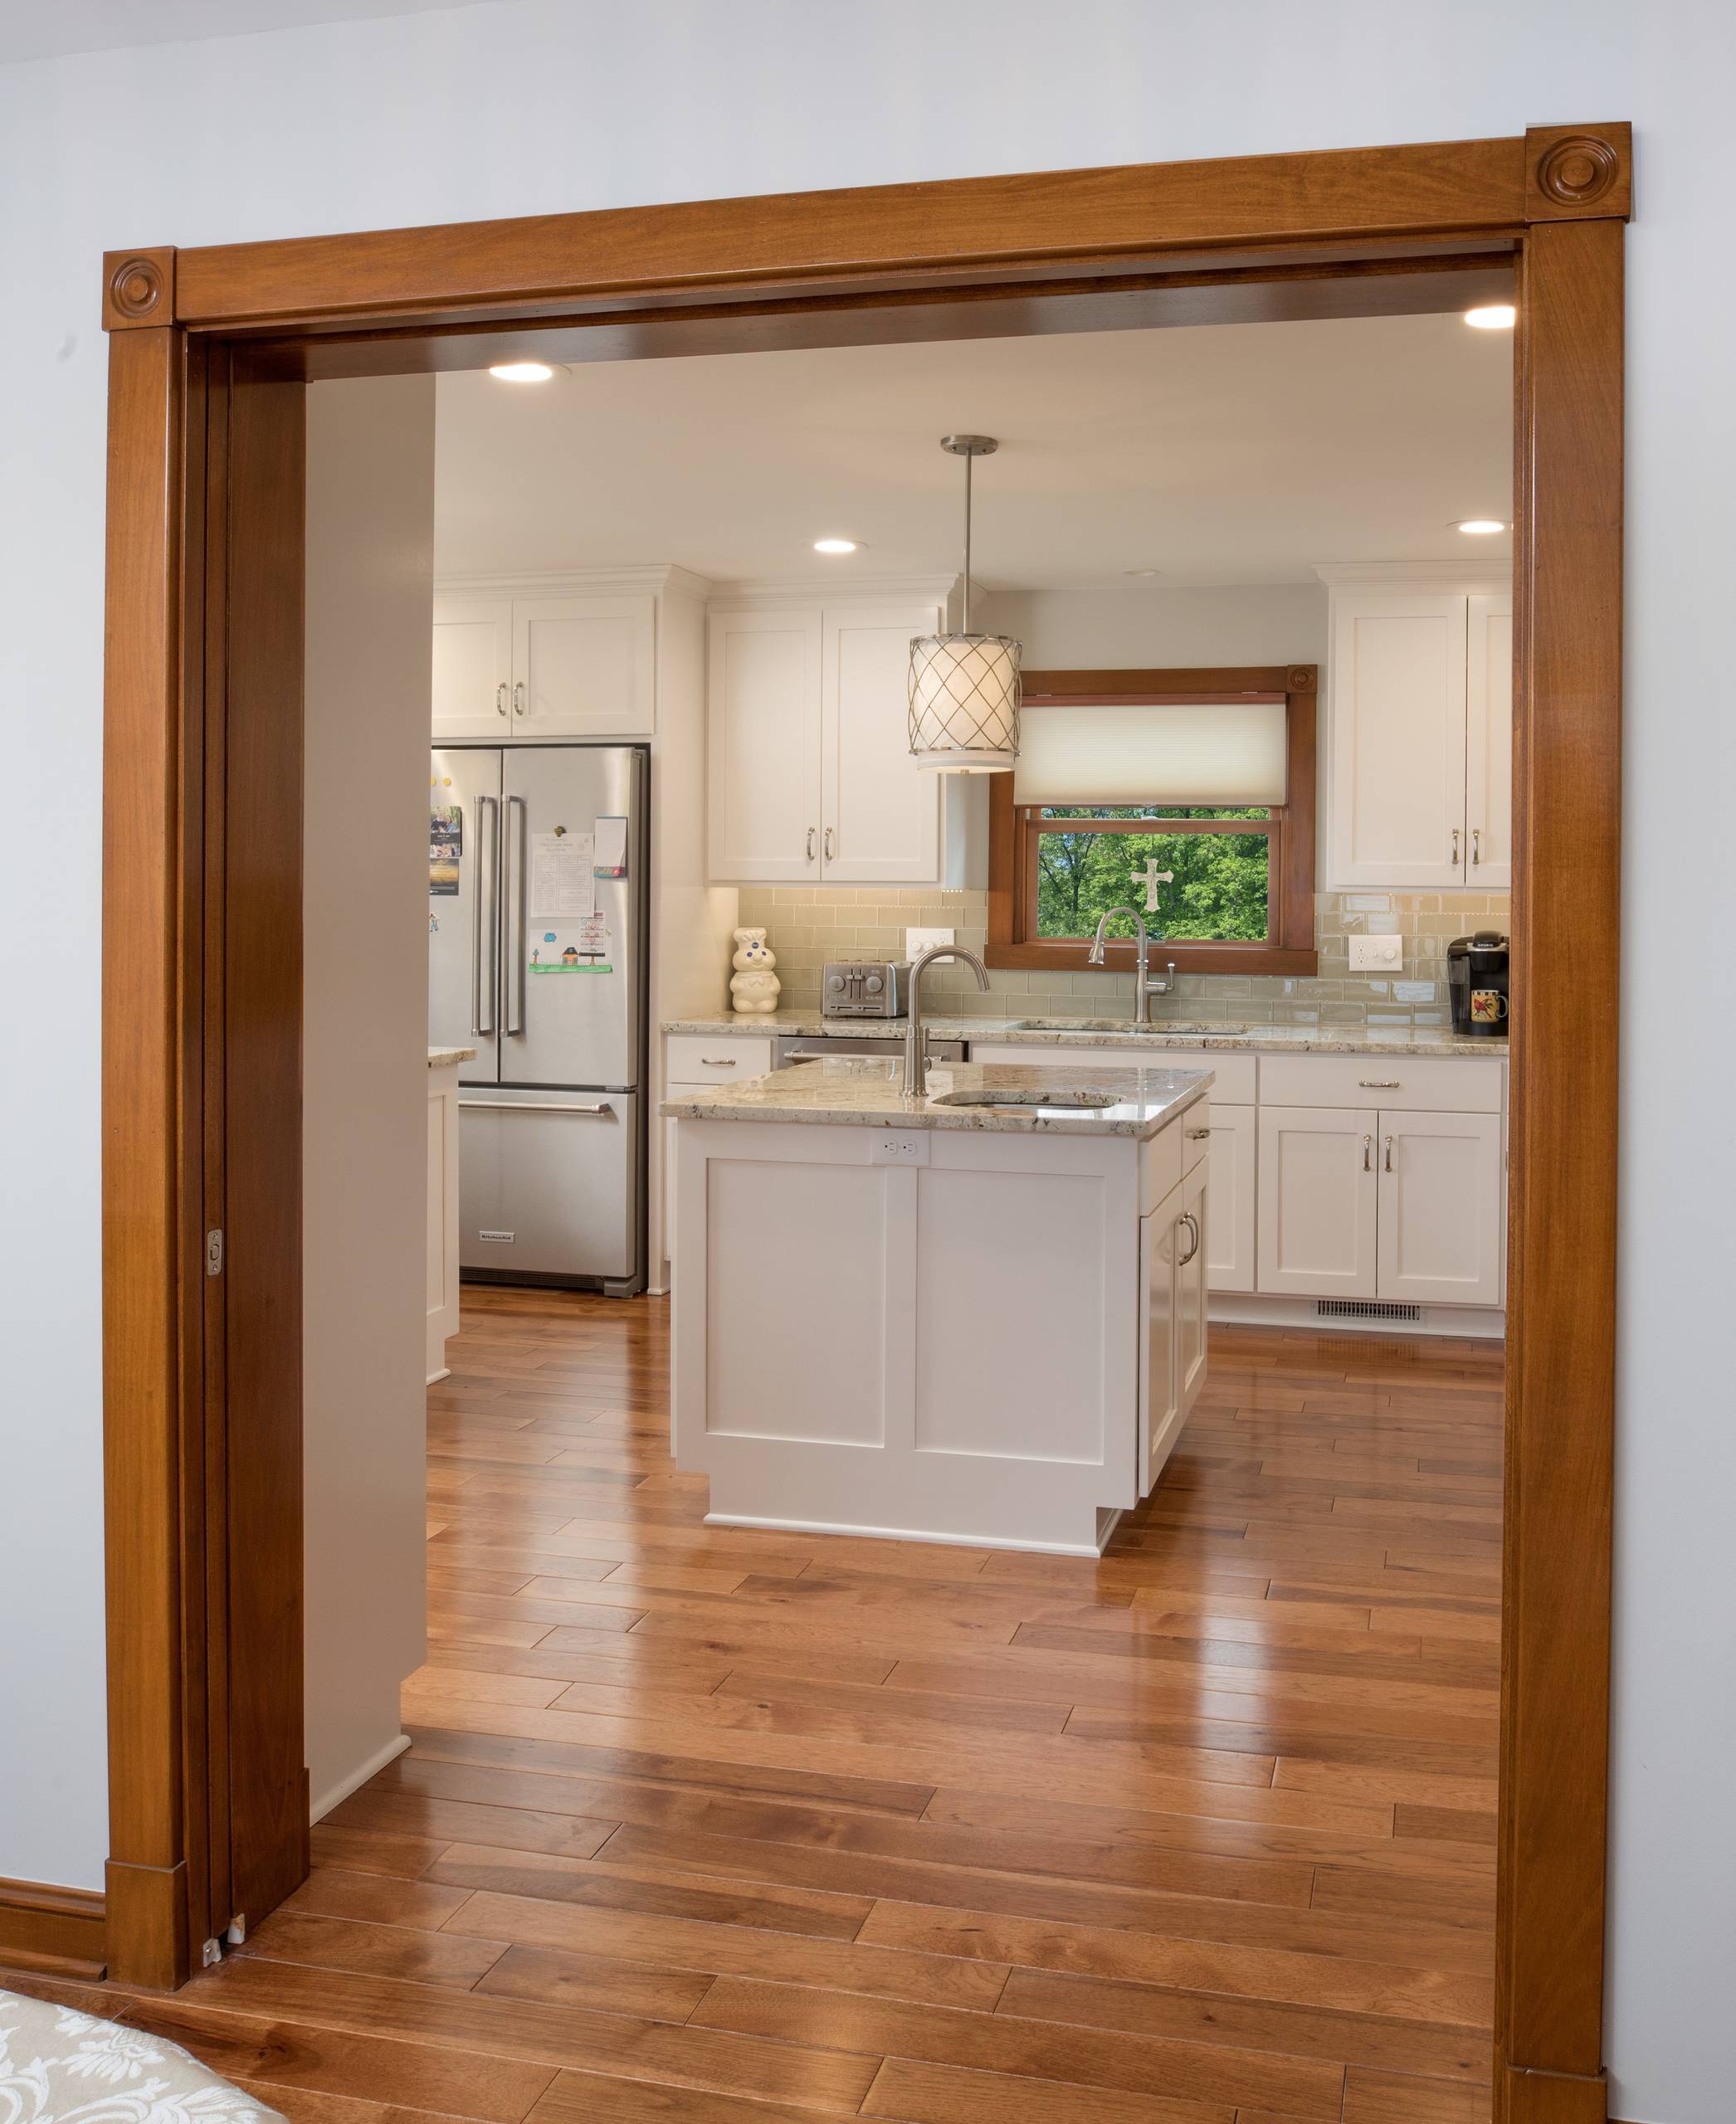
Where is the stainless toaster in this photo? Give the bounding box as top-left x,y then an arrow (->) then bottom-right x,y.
821,960 -> 910,1017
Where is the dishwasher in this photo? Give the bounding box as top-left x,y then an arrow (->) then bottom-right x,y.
773,1032 -> 968,1068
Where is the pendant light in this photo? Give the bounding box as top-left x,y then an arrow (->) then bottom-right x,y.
907,435 -> 1022,772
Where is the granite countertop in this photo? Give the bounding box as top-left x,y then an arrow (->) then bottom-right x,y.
661,1055 -> 1212,1139
429,1045 -> 477,1069
661,1011 -> 1504,1060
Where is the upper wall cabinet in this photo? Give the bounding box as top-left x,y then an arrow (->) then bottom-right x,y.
707,590 -> 947,884
432,578 -> 660,741
1321,571 -> 1512,891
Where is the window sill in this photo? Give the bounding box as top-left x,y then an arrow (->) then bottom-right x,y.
985,942 -> 1319,977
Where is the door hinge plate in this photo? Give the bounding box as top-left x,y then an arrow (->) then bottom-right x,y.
206,1229 -> 224,1277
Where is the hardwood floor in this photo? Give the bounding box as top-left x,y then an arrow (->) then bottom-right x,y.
12,1289 -> 1503,2123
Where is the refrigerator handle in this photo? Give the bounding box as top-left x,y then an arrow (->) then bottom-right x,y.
505,794 -> 528,1035
471,794 -> 499,1035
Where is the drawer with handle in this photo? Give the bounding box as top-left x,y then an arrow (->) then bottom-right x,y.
1257,1053 -> 1504,1114
666,1033 -> 774,1082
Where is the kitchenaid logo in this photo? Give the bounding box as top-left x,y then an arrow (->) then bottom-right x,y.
477,1230 -> 515,1244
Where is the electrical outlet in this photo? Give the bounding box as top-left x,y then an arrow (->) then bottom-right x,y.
905,927 -> 954,958
871,1133 -> 929,1165
1348,933 -> 1404,973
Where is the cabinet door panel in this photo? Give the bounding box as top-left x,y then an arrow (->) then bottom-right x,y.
1376,1108 -> 1504,1305
1256,1105 -> 1378,1297
514,594 -> 656,738
707,609 -> 822,881
1465,592 -> 1513,889
432,597 -> 513,740
1139,1199 -> 1179,1498
1204,1101 -> 1256,1294
1174,1159 -> 1209,1420
822,602 -> 941,882
1328,592 -> 1468,888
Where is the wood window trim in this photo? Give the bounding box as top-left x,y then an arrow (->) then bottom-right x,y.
987,666 -> 1318,976
95,123 -> 1630,2124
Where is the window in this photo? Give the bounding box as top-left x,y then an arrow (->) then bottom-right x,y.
987,666 -> 1318,976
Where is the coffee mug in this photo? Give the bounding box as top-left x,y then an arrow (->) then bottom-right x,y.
1470,988 -> 1508,1023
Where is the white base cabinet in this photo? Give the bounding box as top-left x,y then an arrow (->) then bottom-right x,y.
1376,1108 -> 1504,1306
426,1062 -> 461,1383
1139,1144 -> 1209,1496
1256,1105 -> 1380,1297
1202,1102 -> 1256,1293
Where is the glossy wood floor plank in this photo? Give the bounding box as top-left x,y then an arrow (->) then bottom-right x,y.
2,1293 -> 1499,2124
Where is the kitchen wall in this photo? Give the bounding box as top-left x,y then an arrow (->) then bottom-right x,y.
302,375 -> 433,1822
737,884 -> 1509,1026
0,8 -> 1729,2118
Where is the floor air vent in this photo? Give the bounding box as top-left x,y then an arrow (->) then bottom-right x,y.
1315,1298 -> 1423,1323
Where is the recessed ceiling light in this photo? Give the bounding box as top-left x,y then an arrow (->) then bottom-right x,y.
488,361 -> 555,383
813,538 -> 859,555
1455,519 -> 1507,535
1464,304 -> 1517,330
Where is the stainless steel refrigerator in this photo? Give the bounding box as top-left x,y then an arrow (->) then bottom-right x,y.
430,743 -> 647,1295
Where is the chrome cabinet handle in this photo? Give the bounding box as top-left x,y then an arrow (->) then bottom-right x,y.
513,681 -> 526,717
1358,1079 -> 1400,1089
471,796 -> 499,1035
806,826 -> 817,861
1186,1126 -> 1210,1140
459,1099 -> 613,1117
1383,1133 -> 1395,1173
1362,1133 -> 1372,1172
1471,827 -> 1482,866
495,681 -> 508,718
1176,1210 -> 1201,1266
700,1057 -> 739,1068
824,826 -> 835,860
1451,826 -> 1461,865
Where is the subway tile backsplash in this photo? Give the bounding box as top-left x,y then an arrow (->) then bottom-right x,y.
734,888 -> 1510,1028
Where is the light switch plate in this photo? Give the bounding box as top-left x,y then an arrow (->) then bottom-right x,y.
905,927 -> 954,957
1349,933 -> 1404,972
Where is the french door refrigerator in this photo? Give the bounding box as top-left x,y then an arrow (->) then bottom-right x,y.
431,743 -> 647,1295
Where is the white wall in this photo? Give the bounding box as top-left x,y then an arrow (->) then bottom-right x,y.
0,5 -> 1729,2117
301,375 -> 436,1820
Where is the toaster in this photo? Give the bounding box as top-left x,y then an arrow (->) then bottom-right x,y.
822,960 -> 910,1017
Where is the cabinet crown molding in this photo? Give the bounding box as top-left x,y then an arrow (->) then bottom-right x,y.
707,572 -> 958,609
435,563 -> 713,602
1313,561 -> 1510,588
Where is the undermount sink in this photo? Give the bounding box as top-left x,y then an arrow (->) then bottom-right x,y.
931,1087 -> 1121,1109
1010,1017 -> 1250,1036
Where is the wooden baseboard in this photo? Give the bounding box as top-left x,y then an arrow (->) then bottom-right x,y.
1503,2063 -> 1607,2123
0,1875 -> 106,1980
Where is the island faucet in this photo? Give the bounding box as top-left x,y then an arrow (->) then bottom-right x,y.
903,944 -> 991,1094
1087,904 -> 1178,1024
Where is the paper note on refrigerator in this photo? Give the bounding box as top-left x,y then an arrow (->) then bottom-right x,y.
593,814 -> 628,877
529,831 -> 595,918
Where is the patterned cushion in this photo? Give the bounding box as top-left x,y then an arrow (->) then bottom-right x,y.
0,1992 -> 285,2124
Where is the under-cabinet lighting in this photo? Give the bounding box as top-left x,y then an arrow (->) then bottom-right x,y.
813,538 -> 859,554
1454,519 -> 1508,535
1464,304 -> 1517,330
488,361 -> 555,383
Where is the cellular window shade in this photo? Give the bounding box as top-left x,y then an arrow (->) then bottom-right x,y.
1012,700 -> 1289,806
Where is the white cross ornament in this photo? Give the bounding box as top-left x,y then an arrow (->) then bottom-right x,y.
1132,855 -> 1173,913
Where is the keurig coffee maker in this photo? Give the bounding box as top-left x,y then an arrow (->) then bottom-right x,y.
1448,930 -> 1510,1037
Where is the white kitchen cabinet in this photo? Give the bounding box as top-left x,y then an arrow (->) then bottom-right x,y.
1256,1105 -> 1379,1298
1204,1102 -> 1256,1293
1376,1108 -> 1504,1305
1139,1156 -> 1209,1496
661,1031 -> 778,1278
1465,592 -> 1514,889
432,595 -> 514,740
707,590 -> 946,884
1321,572 -> 1511,889
707,608 -> 824,880
426,1060 -> 462,1383
432,583 -> 657,742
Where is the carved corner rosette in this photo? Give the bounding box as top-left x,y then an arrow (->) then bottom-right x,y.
1285,665 -> 1318,694
103,248 -> 177,330
1524,124 -> 1632,222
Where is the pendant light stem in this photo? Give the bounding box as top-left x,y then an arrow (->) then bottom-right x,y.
961,451 -> 972,634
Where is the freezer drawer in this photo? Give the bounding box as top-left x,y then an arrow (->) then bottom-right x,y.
458,1088 -> 641,1287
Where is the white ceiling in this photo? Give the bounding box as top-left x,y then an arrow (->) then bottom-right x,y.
433,311 -> 1513,591
0,1 -> 500,66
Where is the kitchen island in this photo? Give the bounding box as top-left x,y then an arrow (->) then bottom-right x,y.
663,1055 -> 1212,1555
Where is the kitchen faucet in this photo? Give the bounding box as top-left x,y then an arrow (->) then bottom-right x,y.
1087,904 -> 1177,1024
903,944 -> 991,1094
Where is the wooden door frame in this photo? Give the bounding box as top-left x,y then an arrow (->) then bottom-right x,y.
99,125 -> 1629,2123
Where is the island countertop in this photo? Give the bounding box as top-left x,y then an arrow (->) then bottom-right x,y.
661,1011 -> 1500,1060
429,1045 -> 477,1069
661,1054 -> 1212,1139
